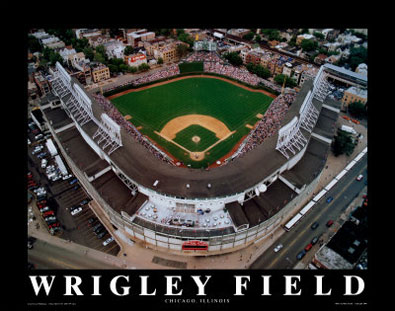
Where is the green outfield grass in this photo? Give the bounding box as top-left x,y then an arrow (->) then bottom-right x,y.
110,77 -> 274,168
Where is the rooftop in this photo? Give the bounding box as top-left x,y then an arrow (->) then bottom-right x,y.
345,86 -> 367,98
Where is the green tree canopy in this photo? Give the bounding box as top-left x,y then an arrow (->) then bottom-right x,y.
246,62 -> 271,79
242,32 -> 255,41
82,47 -> 94,61
274,74 -> 297,88
157,57 -> 163,64
332,129 -> 356,157
138,63 -> 150,72
313,32 -> 325,40
124,46 -> 134,56
301,39 -> 318,51
223,52 -> 243,67
348,101 -> 367,118
28,35 -> 42,53
176,44 -> 189,58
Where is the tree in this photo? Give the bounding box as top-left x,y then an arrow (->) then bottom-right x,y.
95,45 -> 106,56
28,35 -> 42,53
332,129 -> 356,157
242,32 -> 255,41
108,64 -> 118,73
274,74 -> 297,88
127,66 -> 137,73
255,34 -> 262,43
246,62 -> 270,79
83,47 -> 94,61
348,101 -> 367,118
301,39 -> 318,52
94,52 -> 106,64
223,52 -> 243,67
176,44 -> 189,58
313,32 -> 325,40
138,63 -> 150,72
177,32 -> 194,47
157,57 -> 163,64
124,46 -> 134,56
119,64 -> 129,73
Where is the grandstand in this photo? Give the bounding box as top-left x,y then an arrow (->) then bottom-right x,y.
39,59 -> 340,256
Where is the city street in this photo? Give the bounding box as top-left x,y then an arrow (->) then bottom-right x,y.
250,154 -> 367,269
28,237 -> 120,269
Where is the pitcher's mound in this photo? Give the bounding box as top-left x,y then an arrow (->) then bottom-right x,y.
192,136 -> 201,143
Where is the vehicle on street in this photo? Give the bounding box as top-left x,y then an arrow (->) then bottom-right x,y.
71,207 -> 83,216
311,222 -> 319,230
274,243 -> 283,253
70,205 -> 80,211
103,236 -> 114,246
356,174 -> 363,181
27,237 -> 36,249
326,220 -> 334,227
326,196 -> 333,203
311,235 -> 321,245
296,250 -> 306,260
304,243 -> 313,252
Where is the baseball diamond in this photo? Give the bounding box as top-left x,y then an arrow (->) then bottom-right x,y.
110,76 -> 273,167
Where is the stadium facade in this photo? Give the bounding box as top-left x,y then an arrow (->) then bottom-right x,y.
40,61 -> 340,256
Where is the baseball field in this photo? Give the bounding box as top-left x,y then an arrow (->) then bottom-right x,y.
109,75 -> 274,168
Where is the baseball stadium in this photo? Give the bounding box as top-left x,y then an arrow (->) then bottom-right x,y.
40,51 -> 340,256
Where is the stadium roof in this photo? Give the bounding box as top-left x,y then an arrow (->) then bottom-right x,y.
323,63 -> 367,85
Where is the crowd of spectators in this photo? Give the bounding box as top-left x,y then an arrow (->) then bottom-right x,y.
132,64 -> 180,86
93,94 -> 175,166
204,61 -> 262,86
232,93 -> 296,157
183,51 -> 224,63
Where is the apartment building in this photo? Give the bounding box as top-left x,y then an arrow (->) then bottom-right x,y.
341,86 -> 367,109
127,29 -> 155,47
124,53 -> 147,68
33,72 -> 51,97
91,63 -> 110,83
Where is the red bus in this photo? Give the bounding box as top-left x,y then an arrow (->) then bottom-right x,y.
182,240 -> 208,251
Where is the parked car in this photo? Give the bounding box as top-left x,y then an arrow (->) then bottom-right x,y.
39,207 -> 51,213
311,222 -> 319,230
45,216 -> 57,222
69,178 -> 78,185
326,196 -> 333,203
326,220 -> 334,227
71,207 -> 83,216
296,250 -> 306,260
97,230 -> 107,239
304,243 -> 313,252
93,224 -> 104,233
274,243 -> 283,253
103,236 -> 114,246
80,199 -> 90,206
42,210 -> 55,217
356,174 -> 363,181
70,205 -> 80,211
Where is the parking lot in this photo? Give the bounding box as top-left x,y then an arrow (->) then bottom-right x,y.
27,118 -> 120,256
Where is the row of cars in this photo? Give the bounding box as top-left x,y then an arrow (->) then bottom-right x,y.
27,171 -> 61,234
273,220 -> 334,262
296,220 -> 334,260
87,216 -> 115,246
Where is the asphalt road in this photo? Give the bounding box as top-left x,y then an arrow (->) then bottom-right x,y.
28,238 -> 117,269
250,154 -> 367,269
